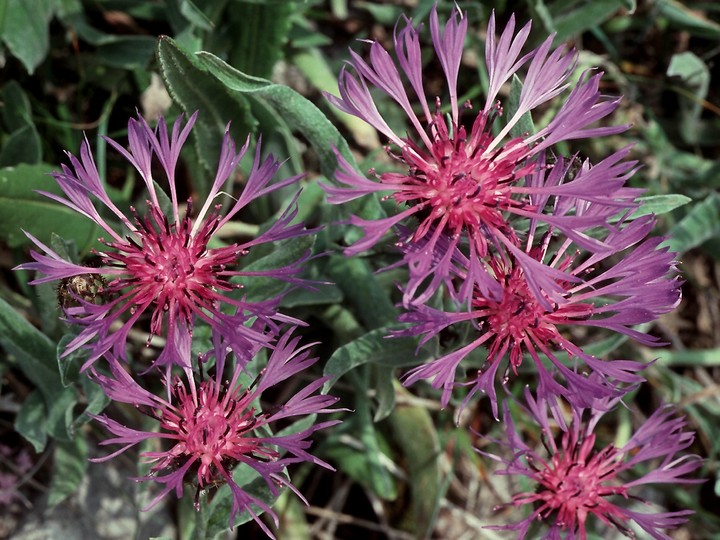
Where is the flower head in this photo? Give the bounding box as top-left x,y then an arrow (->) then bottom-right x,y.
324,6 -> 632,303
16,113 -> 313,371
91,330 -> 339,538
396,183 -> 681,416
480,389 -> 703,539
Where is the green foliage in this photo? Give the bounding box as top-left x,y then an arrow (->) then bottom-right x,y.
0,0 -> 54,73
656,0 -> 720,38
629,194 -> 691,219
528,0 -> 636,41
1,0 -> 718,538
323,326 -> 426,392
221,2 -> 295,80
157,36 -> 256,175
0,164 -> 98,251
202,466 -> 287,539
0,296 -> 64,405
667,51 -> 710,144
508,75 -> 536,138
0,82 -> 42,166
194,50 -> 359,179
325,256 -> 397,330
666,192 -> 720,255
324,393 -> 399,501
48,435 -> 88,507
232,234 -> 317,302
15,391 -> 48,452
386,398 -> 442,536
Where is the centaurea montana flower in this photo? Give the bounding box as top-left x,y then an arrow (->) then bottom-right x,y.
91,330 -> 339,539
395,168 -> 681,416
324,5 -> 632,304
16,113 -> 312,371
479,388 -> 702,539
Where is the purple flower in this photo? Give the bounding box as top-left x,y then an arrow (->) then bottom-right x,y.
91,330 -> 339,539
324,5 -> 631,303
480,389 -> 703,539
16,113 -> 312,371
396,197 -> 681,417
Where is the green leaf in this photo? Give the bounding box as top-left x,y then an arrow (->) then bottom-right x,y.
233,234 -> 316,302
71,376 -> 110,433
50,231 -> 80,262
48,435 -> 88,507
0,123 -> 42,166
668,52 -> 711,92
507,74 -> 535,138
291,47 -> 380,149
387,397 -> 441,536
372,364 -> 396,422
243,94 -> 304,177
194,50 -> 358,180
203,464 -> 286,538
666,193 -> 720,255
289,177 -> 326,222
609,194 -> 692,223
355,2 -> 404,25
325,256 -> 396,330
550,0 -> 629,42
0,296 -> 63,403
657,0 -> 720,39
630,194 -> 692,218
57,334 -> 82,388
15,390 -> 48,452
274,415 -> 317,440
323,326 -> 425,392
655,348 -> 720,367
667,51 -> 710,144
225,1 -> 295,80
54,0 -> 82,17
581,331 -> 630,359
0,163 -> 98,251
156,36 -> 257,173
324,395 -> 398,500
34,280 -> 62,336
288,19 -> 332,48
95,36 -> 157,69
282,260 -> 344,308
179,0 -> 215,30
1,80 -> 34,131
45,387 -> 78,442
528,0 -> 557,34
0,0 -> 54,73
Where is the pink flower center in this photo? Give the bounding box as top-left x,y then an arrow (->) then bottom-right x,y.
528,433 -> 629,532
484,271 -> 547,345
472,258 -> 594,370
157,377 -> 277,489
101,202 -> 242,337
384,104 -> 535,256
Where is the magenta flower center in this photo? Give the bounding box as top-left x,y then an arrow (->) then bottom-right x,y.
386,107 -> 534,255
484,272 -> 546,344
474,280 -> 547,370
527,433 -> 628,532
156,377 -> 277,489
102,203 -> 241,336
472,260 -> 594,370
